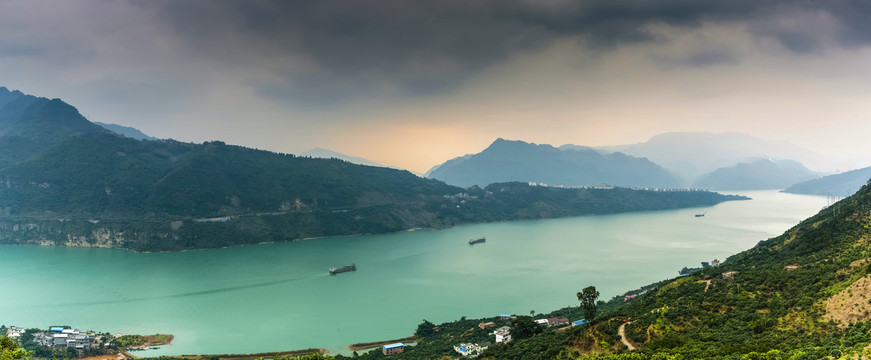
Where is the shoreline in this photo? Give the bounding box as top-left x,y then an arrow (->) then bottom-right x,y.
167,348 -> 327,360
347,336 -> 419,351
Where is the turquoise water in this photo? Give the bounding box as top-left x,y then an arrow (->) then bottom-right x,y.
0,190 -> 827,355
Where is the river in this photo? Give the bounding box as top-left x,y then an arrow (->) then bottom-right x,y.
0,190 -> 828,355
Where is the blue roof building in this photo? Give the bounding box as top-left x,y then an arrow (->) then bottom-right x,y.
382,343 -> 405,355
572,319 -> 588,326
50,327 -> 64,332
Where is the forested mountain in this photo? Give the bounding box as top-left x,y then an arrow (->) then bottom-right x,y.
94,122 -> 158,141
0,87 -> 107,167
427,138 -> 681,188
301,147 -> 384,168
353,180 -> 871,360
693,158 -> 818,190
784,165 -> 871,197
0,88 -> 743,251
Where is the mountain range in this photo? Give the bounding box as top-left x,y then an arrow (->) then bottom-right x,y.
0,87 -> 743,251
598,132 -> 838,181
427,138 -> 681,189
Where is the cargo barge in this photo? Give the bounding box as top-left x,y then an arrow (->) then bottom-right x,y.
468,237 -> 486,245
329,264 -> 356,275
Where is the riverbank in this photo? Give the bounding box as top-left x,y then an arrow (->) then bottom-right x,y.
348,336 -> 418,351
167,348 -> 327,360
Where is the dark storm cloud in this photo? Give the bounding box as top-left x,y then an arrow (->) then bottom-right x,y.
138,0 -> 871,106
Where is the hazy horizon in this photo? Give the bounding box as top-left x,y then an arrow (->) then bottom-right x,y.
2,1 -> 871,173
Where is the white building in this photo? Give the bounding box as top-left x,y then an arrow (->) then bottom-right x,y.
454,343 -> 488,357
493,326 -> 512,343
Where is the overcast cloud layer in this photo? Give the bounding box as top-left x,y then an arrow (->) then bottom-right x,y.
1,0 -> 871,172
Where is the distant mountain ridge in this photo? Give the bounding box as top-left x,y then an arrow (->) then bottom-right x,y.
426,138 -> 681,188
95,122 -> 158,141
599,132 -> 839,181
301,147 -> 384,168
783,165 -> 871,196
693,158 -> 818,190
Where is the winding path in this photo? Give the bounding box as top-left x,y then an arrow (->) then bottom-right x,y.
618,322 -> 636,350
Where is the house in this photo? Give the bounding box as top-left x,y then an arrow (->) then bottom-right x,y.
382,343 -> 404,355
493,326 -> 512,343
499,314 -> 513,320
711,259 -> 721,267
624,294 -> 638,301
50,327 -> 64,333
478,322 -> 495,330
784,265 -> 799,271
572,319 -> 588,327
534,319 -> 549,325
454,343 -> 488,357
6,326 -> 25,338
722,271 -> 739,279
546,317 -> 569,327
52,334 -> 69,348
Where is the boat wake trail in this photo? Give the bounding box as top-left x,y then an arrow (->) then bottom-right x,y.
64,275 -> 314,305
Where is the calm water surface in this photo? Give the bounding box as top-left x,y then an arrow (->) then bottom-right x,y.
0,190 -> 827,355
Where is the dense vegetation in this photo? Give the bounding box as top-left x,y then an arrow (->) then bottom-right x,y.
0,87 -> 744,251
343,180 -> 871,359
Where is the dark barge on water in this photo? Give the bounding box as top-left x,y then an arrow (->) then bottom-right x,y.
330,264 -> 356,275
469,237 -> 486,245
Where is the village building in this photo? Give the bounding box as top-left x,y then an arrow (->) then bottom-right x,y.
722,271 -> 739,279
6,326 -> 25,338
534,319 -> 549,325
454,343 -> 489,357
711,259 -> 721,267
624,294 -> 638,301
499,314 -> 514,320
493,326 -> 512,343
382,343 -> 405,355
784,265 -> 799,271
546,317 -> 569,327
572,319 -> 588,327
478,322 -> 495,330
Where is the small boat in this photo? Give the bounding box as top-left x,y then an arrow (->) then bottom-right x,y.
469,237 -> 486,245
149,346 -> 160,350
329,264 -> 356,275
695,212 -> 706,217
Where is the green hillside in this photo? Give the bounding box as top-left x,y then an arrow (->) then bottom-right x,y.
350,180 -> 871,360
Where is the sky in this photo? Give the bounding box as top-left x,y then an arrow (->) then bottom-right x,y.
1,0 -> 871,173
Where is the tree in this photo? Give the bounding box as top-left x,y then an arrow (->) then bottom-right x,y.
577,286 -> 600,321
416,319 -> 436,337
511,316 -> 542,340
0,336 -> 29,360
